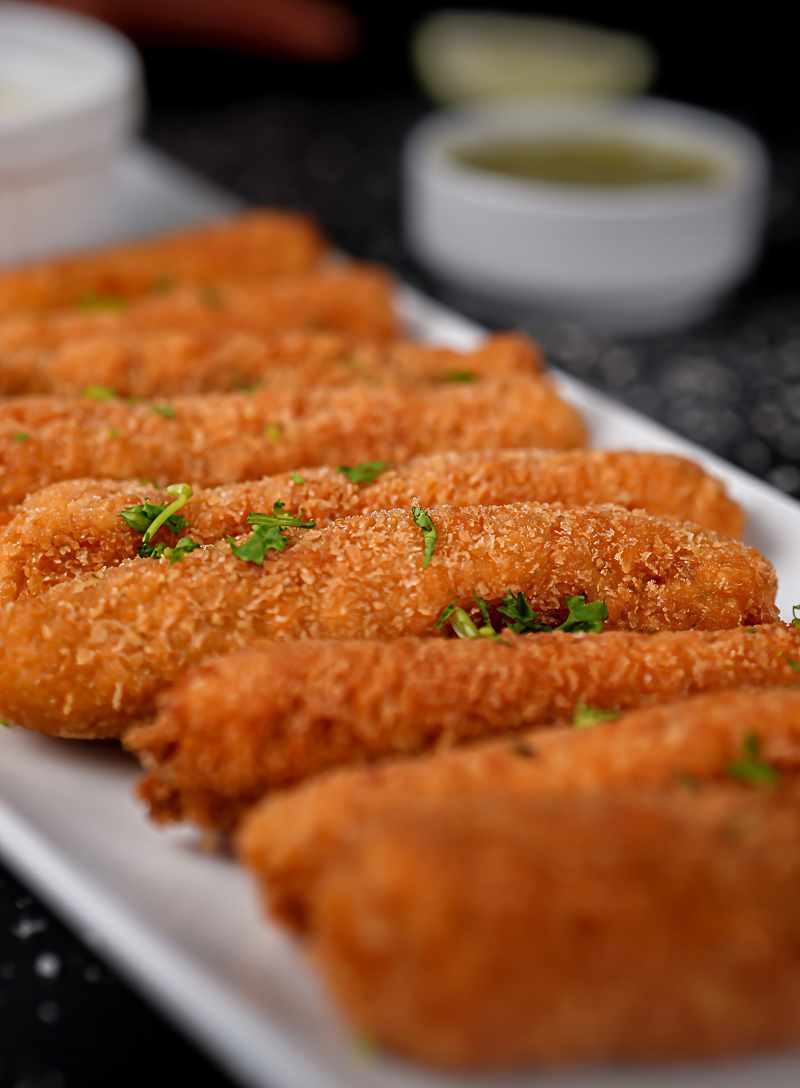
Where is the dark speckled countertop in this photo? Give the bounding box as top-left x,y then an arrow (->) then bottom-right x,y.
3,82 -> 800,1088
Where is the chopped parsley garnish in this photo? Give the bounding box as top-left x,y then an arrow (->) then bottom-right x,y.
776,649 -> 800,673
119,483 -> 195,559
235,382 -> 262,394
510,739 -> 536,758
728,733 -> 779,789
83,384 -> 117,402
290,472 -> 306,485
109,428 -> 120,439
228,501 -> 316,565
337,461 -> 389,485
435,598 -> 502,641
498,590 -> 552,633
445,369 -> 477,383
0,717 -> 9,728
12,432 -> 28,443
498,590 -> 608,635
75,292 -> 126,312
265,424 -> 282,440
200,284 -> 225,309
793,604 -> 800,630
411,501 -> 437,569
150,404 -> 176,419
573,705 -> 619,729
745,627 -> 757,633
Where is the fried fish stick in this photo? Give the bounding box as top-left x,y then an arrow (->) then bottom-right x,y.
0,210 -> 327,314
0,329 -> 542,397
238,687 -> 800,930
0,505 -> 777,738
0,265 -> 397,357
0,448 -> 742,602
128,625 -> 800,832
308,789 -> 800,1067
0,378 -> 585,512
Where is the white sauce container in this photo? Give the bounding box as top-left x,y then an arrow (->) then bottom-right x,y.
0,1 -> 142,265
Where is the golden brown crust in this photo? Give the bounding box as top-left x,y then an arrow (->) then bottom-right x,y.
0,377 -> 584,511
0,504 -> 776,738
310,788 -> 800,1067
0,329 -> 542,398
0,448 -> 742,603
0,210 -> 327,314
237,686 -> 800,931
0,265 -> 397,360
129,625 -> 800,832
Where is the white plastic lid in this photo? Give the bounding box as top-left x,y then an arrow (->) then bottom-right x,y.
0,1 -> 142,172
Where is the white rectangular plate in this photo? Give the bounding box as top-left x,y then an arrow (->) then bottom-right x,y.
2,144 -> 800,1088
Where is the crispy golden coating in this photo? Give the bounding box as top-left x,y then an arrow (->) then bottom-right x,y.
308,788 -> 800,1067
0,329 -> 541,397
239,687 -> 800,931
0,265 -> 397,359
0,210 -> 327,314
129,625 -> 800,832
0,504 -> 776,738
0,377 -> 585,513
0,448 -> 742,603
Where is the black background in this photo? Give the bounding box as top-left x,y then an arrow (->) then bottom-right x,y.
3,2 -> 800,1085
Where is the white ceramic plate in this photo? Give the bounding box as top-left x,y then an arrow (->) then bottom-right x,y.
2,144 -> 800,1088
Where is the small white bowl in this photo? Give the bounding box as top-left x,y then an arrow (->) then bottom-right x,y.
404,99 -> 769,335
0,1 -> 142,266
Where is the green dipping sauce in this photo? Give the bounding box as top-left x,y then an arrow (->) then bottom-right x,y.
454,136 -> 720,187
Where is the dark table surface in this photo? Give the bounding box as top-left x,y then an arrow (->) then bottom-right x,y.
3,82 -> 800,1088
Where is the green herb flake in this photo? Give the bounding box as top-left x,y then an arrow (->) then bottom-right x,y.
119,483 -> 194,558
411,501 -> 437,569
445,369 -> 477,383
150,404 -> 176,419
573,704 -> 619,729
436,598 -> 503,642
228,501 -> 316,565
0,717 -> 9,728
83,384 -> 117,402
200,284 -> 225,309
108,428 -> 120,439
336,461 -> 389,485
12,432 -> 29,443
793,605 -> 800,630
497,590 -> 551,634
265,424 -> 282,440
290,472 -> 306,485
235,382 -> 262,394
728,733 -> 779,789
676,770 -> 699,792
745,627 -> 757,633
510,739 -> 536,758
75,292 -> 126,313
776,649 -> 800,673
558,596 -> 609,633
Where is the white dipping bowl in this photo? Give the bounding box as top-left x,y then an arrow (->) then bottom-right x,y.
0,1 -> 142,265
404,99 -> 769,335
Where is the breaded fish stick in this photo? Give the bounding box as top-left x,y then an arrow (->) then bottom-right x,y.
308,788 -> 800,1067
0,329 -> 541,398
0,448 -> 742,602
0,505 -> 777,737
238,687 -> 800,931
0,265 -> 397,356
0,378 -> 585,512
0,210 -> 326,313
128,625 -> 800,832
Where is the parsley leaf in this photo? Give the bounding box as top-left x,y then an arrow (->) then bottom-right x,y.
109,428 -> 120,439
558,596 -> 609,633
573,705 -> 619,729
497,590 -> 551,633
411,501 -> 437,569
119,483 -> 195,558
12,432 -> 28,443
265,424 -> 282,439
510,739 -> 536,758
435,600 -> 459,628
83,384 -> 117,402
473,592 -> 492,627
290,472 -> 305,485
0,717 -> 9,728
150,404 -> 176,419
228,501 -> 316,565
793,605 -> 800,630
75,292 -> 125,312
445,369 -> 477,383
337,461 -> 389,485
435,599 -> 503,641
728,733 -> 779,789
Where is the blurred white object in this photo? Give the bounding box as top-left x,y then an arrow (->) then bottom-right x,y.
412,11 -> 655,105
0,1 -> 142,266
404,99 -> 769,335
